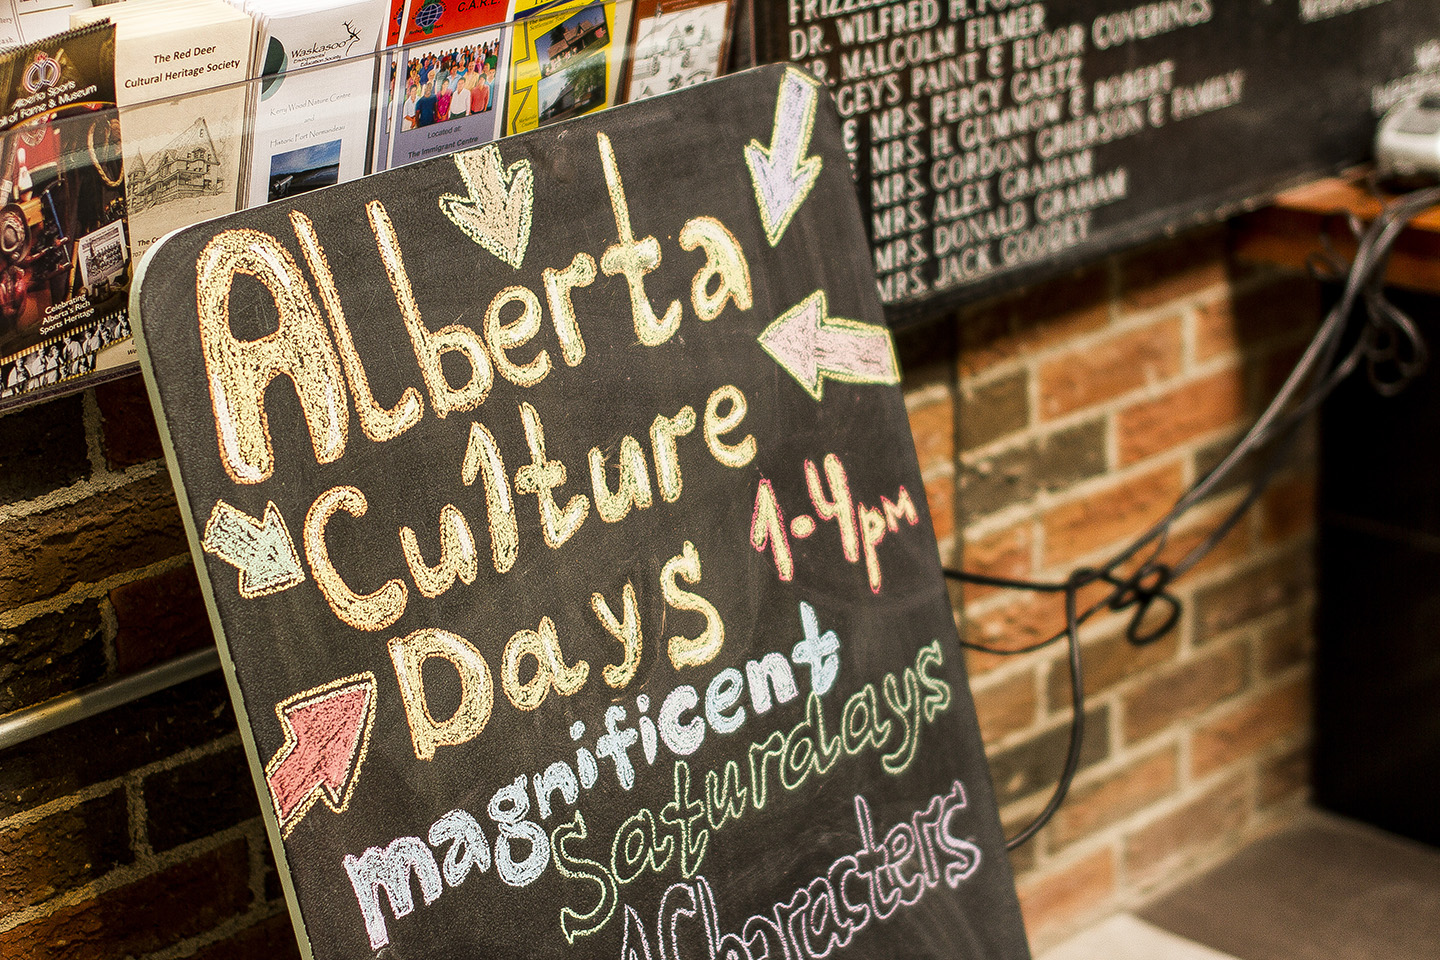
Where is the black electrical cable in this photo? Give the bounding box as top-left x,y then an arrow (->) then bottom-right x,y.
948,183 -> 1440,851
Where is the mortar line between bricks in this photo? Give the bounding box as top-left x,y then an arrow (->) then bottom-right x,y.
1116,763 -> 1260,869
983,641 -> 1307,828
982,714 -> 1071,758
958,483 -> 1142,548
918,460 -> 955,486
1023,351 -> 1040,438
1029,758 -> 1257,907
1249,786 -> 1311,841
957,415 -> 1278,529
0,815 -> 259,936
1192,320 -> 1321,375
1161,711 -> 1310,801
998,790 -> 1049,842
950,351 -> 1031,391
1199,596 -> 1316,666
80,388 -> 108,482
1017,833 -> 1122,902
982,685 -> 1126,774
1027,662 -> 1046,730
1105,685 -> 1123,759
1097,417 -> 1253,487
962,391 -> 1241,475
1024,513 -> 1045,582
1102,408 -> 1119,490
1241,509 -> 1269,583
956,500 -> 1044,544
0,778 -> 111,833
0,554 -> 196,631
967,654 -> 1046,692
1159,601 -> 1240,667
959,357 -> 1029,393
1035,656 -> 1056,717
1114,280 -> 1232,327
956,553 -> 1149,620
1119,823 -> 1269,922
987,706 -> 1109,771
902,380 -> 951,411
960,604 -> 1131,665
1035,628 -> 1170,711
0,731 -> 243,834
1181,299 -> 1199,374
0,458 -> 167,524
1241,622 -> 1267,683
1043,733 -> 1184,815
959,264 -> 1299,396
125,774 -> 152,863
1164,532 -> 1316,602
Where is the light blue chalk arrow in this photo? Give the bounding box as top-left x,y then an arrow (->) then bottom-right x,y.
202,500 -> 305,599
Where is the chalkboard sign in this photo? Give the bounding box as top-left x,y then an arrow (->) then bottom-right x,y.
754,0 -> 1440,323
133,65 -> 1030,960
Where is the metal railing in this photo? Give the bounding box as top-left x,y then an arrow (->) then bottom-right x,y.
0,646 -> 221,752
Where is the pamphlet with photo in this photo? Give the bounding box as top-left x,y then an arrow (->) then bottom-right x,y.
242,0 -> 390,207
508,0 -> 632,133
387,10 -> 509,169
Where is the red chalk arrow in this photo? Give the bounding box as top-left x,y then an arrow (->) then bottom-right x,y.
265,675 -> 376,834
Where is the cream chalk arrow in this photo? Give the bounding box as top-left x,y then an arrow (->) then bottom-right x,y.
265,673 -> 377,836
439,143 -> 534,269
745,67 -> 823,246
758,291 -> 900,401
201,500 -> 305,599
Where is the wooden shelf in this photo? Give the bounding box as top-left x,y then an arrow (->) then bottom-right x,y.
1234,171 -> 1440,295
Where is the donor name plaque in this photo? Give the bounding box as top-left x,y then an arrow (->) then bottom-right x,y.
133,66 -> 1031,960
756,0 -> 1440,321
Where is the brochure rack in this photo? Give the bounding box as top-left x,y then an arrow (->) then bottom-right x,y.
0,0 -> 737,411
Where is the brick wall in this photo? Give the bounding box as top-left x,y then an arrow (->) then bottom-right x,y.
0,222 -> 1319,957
0,378 -> 297,960
899,225 -> 1319,952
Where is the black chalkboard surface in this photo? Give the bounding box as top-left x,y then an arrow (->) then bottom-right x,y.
133,65 -> 1030,960
755,0 -> 1440,323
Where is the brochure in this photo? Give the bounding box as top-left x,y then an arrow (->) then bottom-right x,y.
0,22 -> 133,405
507,0 -> 632,133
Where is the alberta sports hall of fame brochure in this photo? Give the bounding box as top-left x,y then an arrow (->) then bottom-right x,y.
0,22 -> 133,407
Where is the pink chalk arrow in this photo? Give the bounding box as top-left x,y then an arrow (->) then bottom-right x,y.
758,291 -> 900,401
265,674 -> 376,834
